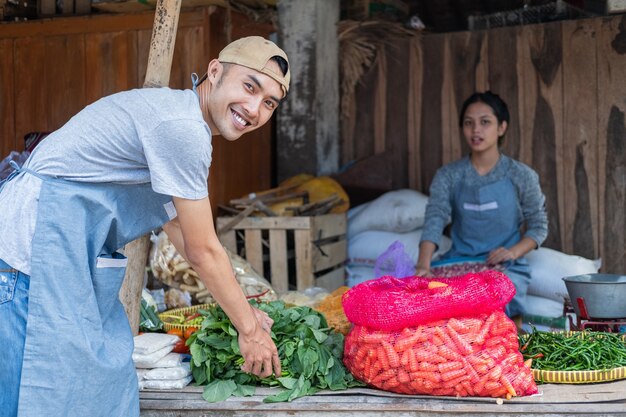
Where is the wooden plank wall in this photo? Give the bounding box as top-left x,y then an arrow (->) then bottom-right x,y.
0,8 -> 274,212
350,14 -> 626,273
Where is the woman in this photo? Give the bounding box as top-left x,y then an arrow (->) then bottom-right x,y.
415,91 -> 548,324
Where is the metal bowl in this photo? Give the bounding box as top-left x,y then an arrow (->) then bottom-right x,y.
562,274 -> 626,319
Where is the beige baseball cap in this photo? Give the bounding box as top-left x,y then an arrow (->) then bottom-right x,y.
218,36 -> 290,97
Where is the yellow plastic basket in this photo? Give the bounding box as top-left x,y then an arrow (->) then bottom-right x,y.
532,366 -> 626,384
159,304 -> 213,332
522,331 -> 626,384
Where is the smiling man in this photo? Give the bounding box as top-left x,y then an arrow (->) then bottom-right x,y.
0,36 -> 289,417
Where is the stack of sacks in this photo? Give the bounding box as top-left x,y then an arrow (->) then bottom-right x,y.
133,333 -> 192,390
346,189 -> 452,287
523,247 -> 601,331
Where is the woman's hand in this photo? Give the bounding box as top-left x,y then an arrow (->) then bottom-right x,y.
486,247 -> 517,265
415,265 -> 432,277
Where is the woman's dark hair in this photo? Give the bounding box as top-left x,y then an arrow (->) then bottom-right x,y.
459,91 -> 510,146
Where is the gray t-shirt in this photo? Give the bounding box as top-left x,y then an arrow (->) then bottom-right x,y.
0,87 -> 212,274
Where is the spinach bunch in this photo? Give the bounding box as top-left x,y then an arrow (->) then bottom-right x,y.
188,300 -> 364,403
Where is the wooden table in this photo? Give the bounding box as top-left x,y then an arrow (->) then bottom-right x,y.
140,379 -> 626,416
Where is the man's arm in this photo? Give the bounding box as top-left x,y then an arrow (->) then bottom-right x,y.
162,196 -> 280,378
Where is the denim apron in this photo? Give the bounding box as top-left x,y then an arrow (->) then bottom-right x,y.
1,164 -> 174,417
439,173 -> 531,317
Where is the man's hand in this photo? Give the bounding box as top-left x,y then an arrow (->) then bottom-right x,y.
252,306 -> 274,334
238,320 -> 281,378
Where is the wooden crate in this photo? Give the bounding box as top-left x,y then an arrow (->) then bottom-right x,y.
217,213 -> 347,293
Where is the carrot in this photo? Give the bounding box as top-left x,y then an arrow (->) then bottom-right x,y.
394,327 -> 424,352
381,340 -> 400,368
437,361 -> 464,374
410,370 -> 441,384
408,347 -> 419,372
361,331 -> 390,344
487,364 -> 503,381
473,378 -> 486,395
438,344 -> 463,361
400,348 -> 410,367
397,369 -> 411,384
377,346 -> 390,371
353,345 -> 369,365
415,349 -> 447,363
500,375 -> 517,398
442,373 -> 470,389
447,317 -> 469,333
473,312 -> 496,345
434,327 -> 455,349
362,356 -> 371,381
446,325 -> 474,355
371,368 -> 396,385
428,280 -> 448,289
455,387 -> 469,397
369,359 -> 382,381
489,316 -> 515,336
382,377 -> 400,390
432,388 -> 455,396
411,379 -> 431,394
462,318 -> 484,334
461,380 -> 475,396
484,380 -> 502,392
422,378 -> 436,392
418,361 -> 438,372
440,368 -> 467,382
461,358 -> 480,383
432,333 -> 444,347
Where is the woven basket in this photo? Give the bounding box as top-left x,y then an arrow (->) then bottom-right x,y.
532,366 -> 626,384
159,304 -> 212,332
522,331 -> 626,384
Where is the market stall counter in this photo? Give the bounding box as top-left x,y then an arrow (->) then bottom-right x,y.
139,379 -> 626,417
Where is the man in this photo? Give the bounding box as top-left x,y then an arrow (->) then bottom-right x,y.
0,36 -> 289,417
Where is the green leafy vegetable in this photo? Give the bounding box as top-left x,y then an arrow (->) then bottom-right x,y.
188,300 -> 364,403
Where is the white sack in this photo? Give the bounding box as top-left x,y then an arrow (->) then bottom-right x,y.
348,229 -> 452,267
347,189 -> 430,237
134,351 -> 182,369
133,332 -> 179,356
144,363 -> 191,381
141,375 -> 193,390
524,294 -> 565,318
526,247 -> 601,302
345,264 -> 377,287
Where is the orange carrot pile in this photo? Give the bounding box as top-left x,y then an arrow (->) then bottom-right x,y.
343,310 -> 537,398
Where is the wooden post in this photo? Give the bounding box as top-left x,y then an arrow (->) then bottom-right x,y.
119,0 -> 182,335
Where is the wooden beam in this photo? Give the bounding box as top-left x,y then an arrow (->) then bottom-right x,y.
119,0 -> 182,335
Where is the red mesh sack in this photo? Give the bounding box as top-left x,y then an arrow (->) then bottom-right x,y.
342,271 -> 515,331
341,272 -> 538,398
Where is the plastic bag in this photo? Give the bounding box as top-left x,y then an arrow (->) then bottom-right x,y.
374,240 -> 415,279
139,290 -> 164,332
149,230 -> 277,304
